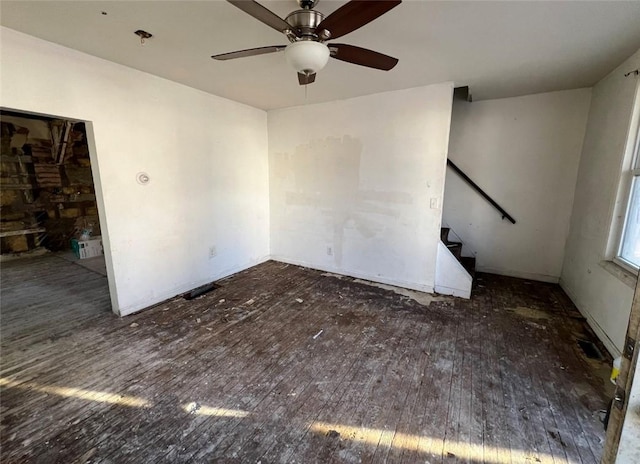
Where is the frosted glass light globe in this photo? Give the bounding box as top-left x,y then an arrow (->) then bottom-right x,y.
285,41 -> 330,74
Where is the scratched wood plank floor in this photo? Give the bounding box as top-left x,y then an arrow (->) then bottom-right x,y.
1,255 -> 612,464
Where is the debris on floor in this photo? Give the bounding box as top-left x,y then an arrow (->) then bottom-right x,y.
326,430 -> 340,439
183,282 -> 219,300
185,402 -> 201,414
510,306 -> 551,320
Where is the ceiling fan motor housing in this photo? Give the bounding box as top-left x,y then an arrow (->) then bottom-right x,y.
286,9 -> 325,39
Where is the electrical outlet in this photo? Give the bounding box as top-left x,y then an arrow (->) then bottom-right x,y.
209,246 -> 217,259
430,197 -> 439,209
327,246 -> 333,256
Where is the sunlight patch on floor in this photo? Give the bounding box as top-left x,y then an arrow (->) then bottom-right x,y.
309,421 -> 562,464
0,377 -> 150,407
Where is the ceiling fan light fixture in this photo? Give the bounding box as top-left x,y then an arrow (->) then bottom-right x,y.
285,41 -> 330,74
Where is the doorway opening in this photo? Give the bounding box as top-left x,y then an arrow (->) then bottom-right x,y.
1,108 -> 113,314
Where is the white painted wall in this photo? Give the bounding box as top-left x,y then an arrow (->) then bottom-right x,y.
268,84 -> 454,293
443,89 -> 591,282
560,49 -> 640,355
0,27 -> 270,316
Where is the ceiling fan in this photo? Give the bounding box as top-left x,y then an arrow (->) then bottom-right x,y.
212,0 -> 401,85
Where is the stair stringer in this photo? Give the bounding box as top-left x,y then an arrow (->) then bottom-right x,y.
435,242 -> 472,299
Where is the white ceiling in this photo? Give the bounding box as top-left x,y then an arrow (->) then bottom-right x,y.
2,1 -> 640,110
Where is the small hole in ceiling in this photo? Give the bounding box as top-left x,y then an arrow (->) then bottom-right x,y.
101,11 -> 107,15
134,30 -> 153,40
134,29 -> 153,45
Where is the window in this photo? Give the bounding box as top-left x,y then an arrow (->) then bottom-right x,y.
618,144 -> 640,269
617,78 -> 640,271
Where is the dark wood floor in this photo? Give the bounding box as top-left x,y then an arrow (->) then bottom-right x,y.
1,255 -> 612,463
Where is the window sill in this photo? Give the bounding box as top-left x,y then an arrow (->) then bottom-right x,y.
600,260 -> 638,289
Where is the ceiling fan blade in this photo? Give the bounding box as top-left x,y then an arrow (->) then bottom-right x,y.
212,45 -> 285,60
316,0 -> 401,40
328,43 -> 398,70
227,0 -> 295,34
298,72 -> 316,85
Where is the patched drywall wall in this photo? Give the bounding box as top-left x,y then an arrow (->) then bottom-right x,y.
561,49 -> 640,355
268,84 -> 454,292
444,89 -> 591,282
0,27 -> 270,316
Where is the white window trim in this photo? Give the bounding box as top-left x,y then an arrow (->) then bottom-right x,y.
613,255 -> 639,276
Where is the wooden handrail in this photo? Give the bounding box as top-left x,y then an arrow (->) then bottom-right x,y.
447,159 -> 516,224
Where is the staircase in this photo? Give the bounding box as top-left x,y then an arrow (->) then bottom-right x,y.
434,226 -> 474,298
440,227 -> 476,281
